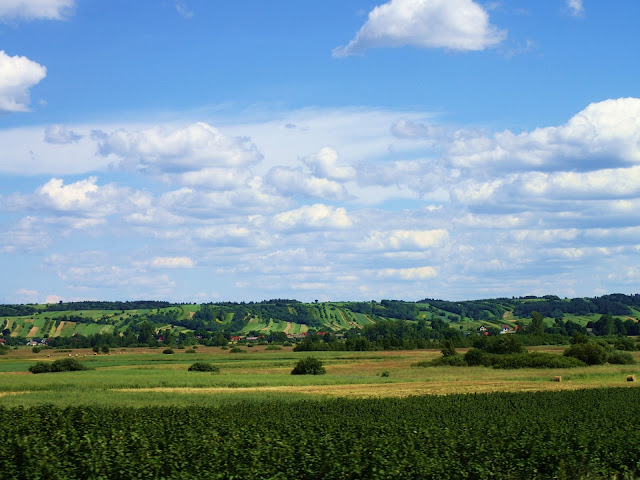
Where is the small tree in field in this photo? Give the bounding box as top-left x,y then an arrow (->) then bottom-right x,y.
291,357 -> 326,375
440,339 -> 457,357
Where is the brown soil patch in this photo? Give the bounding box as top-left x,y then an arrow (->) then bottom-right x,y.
189,311 -> 195,318
283,322 -> 292,334
27,326 -> 39,337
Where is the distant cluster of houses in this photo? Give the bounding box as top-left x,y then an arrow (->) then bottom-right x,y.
477,324 -> 516,335
25,338 -> 49,346
228,332 -> 344,343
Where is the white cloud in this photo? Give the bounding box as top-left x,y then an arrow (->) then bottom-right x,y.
44,294 -> 63,304
272,204 -> 352,231
266,166 -> 349,200
156,180 -> 288,219
0,216 -> 51,253
519,166 -> 640,199
93,122 -> 263,173
390,119 -> 448,142
301,147 -> 356,181
449,98 -> 640,171
5,177 -> 153,229
378,266 -> 438,280
34,177 -> 117,215
151,257 -> 194,268
44,251 -> 178,294
333,0 -> 506,57
173,167 -> 253,190
0,50 -> 46,113
566,0 -> 584,17
0,0 -> 73,21
510,229 -> 579,244
193,224 -> 261,247
44,124 -> 82,144
361,229 -> 448,250
452,165 -> 640,208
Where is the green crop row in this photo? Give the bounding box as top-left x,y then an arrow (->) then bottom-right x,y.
1,387 -> 639,479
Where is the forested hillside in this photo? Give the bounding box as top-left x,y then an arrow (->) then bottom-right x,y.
1,294 -> 639,349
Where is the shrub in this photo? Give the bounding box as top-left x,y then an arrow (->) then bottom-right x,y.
29,362 -> 52,374
291,357 -> 326,375
380,370 -> 390,377
51,358 -> 87,372
32,346 -> 42,353
564,342 -> 608,365
229,347 -> 246,353
265,345 -> 282,351
440,339 -> 457,357
464,348 -> 486,366
474,335 -> 525,355
162,348 -> 175,354
488,352 -> 586,369
607,351 -> 636,365
221,346 -> 229,350
188,362 -> 220,372
101,346 -> 110,354
30,358 -> 88,374
185,349 -> 197,354
614,337 -> 637,352
595,339 -> 615,353
283,342 -> 293,347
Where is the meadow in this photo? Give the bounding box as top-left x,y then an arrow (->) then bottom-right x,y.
1,345 -> 639,407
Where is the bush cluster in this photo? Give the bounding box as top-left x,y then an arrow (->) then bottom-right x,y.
187,362 -> 220,372
28,358 -> 87,374
563,338 -> 636,366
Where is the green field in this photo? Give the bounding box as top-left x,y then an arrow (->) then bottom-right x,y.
1,346 -> 640,479
1,346 -> 639,407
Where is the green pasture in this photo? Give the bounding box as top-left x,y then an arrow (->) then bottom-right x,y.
1,346 -> 639,408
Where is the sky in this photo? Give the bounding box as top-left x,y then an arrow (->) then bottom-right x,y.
1,0 -> 640,304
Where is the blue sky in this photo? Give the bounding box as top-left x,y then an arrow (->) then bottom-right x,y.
2,0 -> 640,304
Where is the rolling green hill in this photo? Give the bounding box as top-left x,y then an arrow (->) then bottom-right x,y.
1,294 -> 639,343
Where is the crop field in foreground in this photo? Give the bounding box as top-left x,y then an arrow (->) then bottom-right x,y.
2,388 -> 640,479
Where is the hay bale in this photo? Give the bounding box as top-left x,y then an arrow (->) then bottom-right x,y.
552,376 -> 562,382
627,375 -> 636,382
